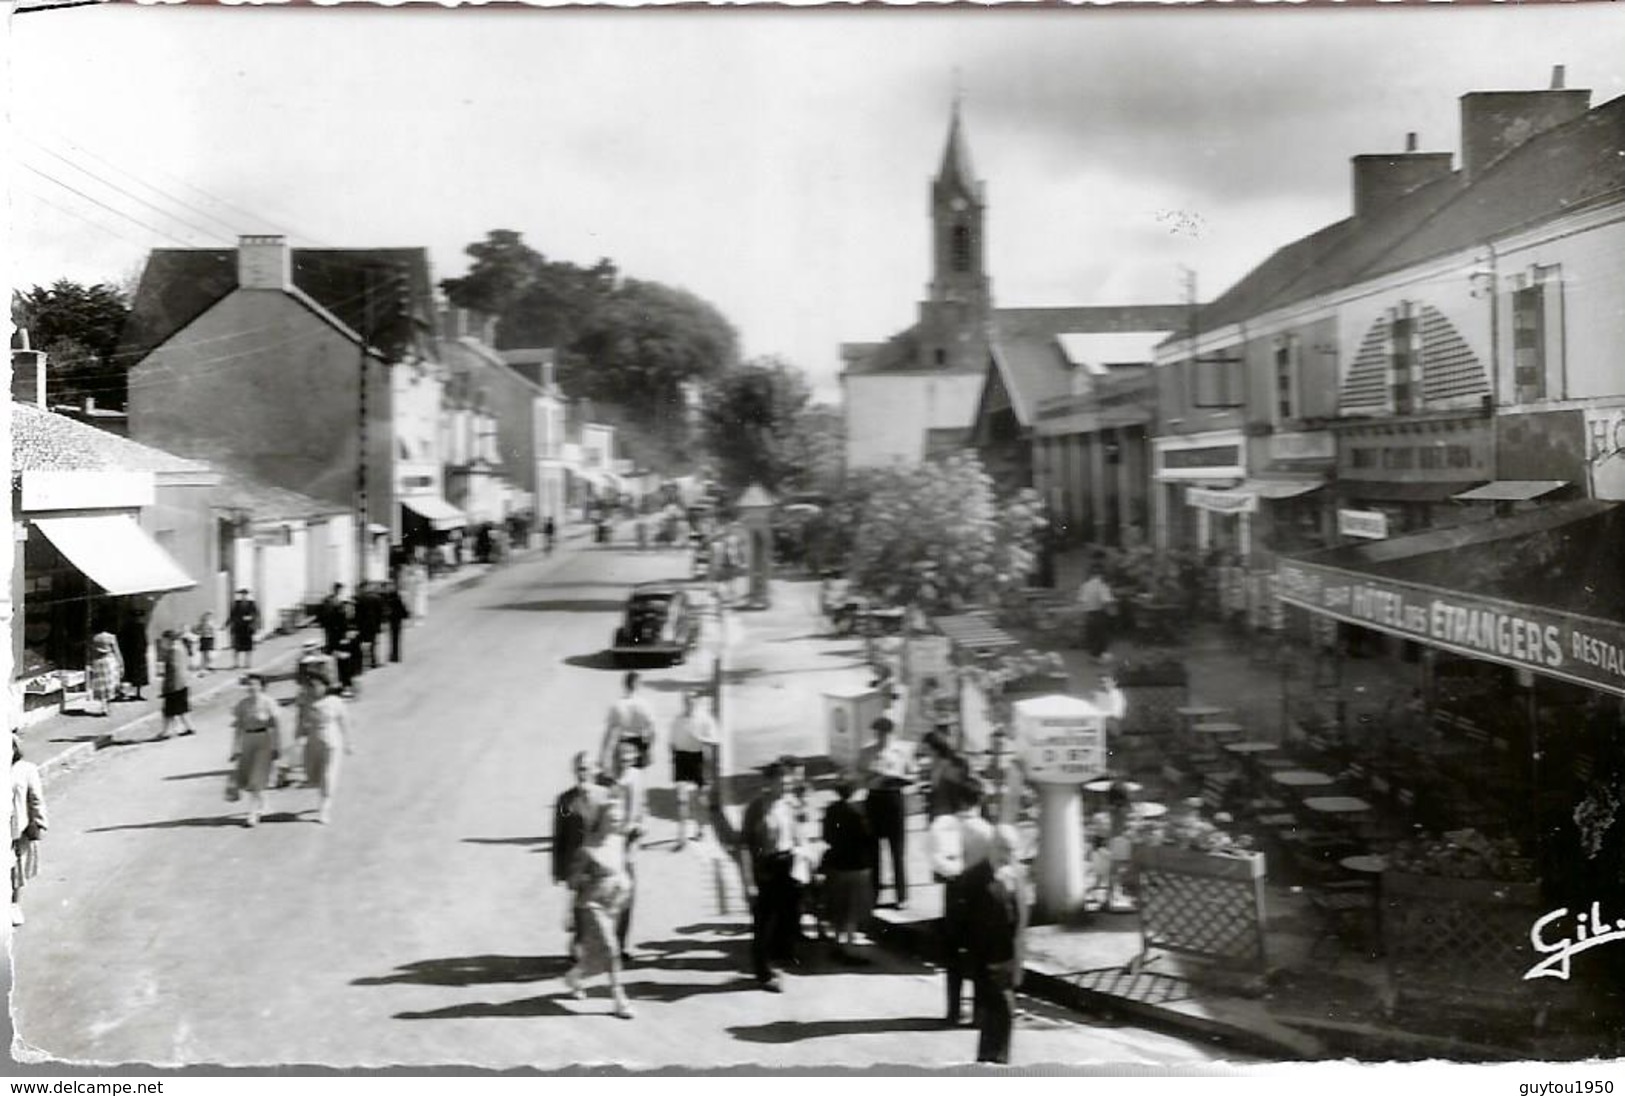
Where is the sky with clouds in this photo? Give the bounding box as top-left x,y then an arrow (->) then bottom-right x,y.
9,3 -> 1625,402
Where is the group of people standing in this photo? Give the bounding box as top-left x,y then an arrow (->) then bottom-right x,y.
317,581 -> 411,689
735,718 -> 1028,1064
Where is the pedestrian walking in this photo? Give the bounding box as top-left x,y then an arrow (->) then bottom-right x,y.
562,793 -> 635,1019
932,778 -> 995,1028
156,630 -> 197,740
355,582 -> 384,669
859,717 -> 912,909
117,606 -> 151,701
1077,559 -> 1117,661
819,777 -> 872,963
668,689 -> 718,849
553,751 -> 609,965
604,738 -> 646,963
740,756 -> 803,992
405,559 -> 429,625
964,825 -> 1028,1064
195,611 -> 218,673
11,733 -> 48,927
599,671 -> 655,775
299,681 -> 354,824
318,584 -> 349,655
228,588 -> 260,670
228,673 -> 283,828
86,629 -> 122,717
382,580 -> 410,663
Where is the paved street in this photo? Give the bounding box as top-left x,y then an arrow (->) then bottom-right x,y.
10,544 -> 1245,1071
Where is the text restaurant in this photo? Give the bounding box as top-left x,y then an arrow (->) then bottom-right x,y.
1274,498 -> 1625,907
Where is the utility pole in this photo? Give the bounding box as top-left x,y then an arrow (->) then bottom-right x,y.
356,266 -> 372,589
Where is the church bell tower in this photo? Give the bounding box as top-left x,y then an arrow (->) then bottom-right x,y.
919,97 -> 991,373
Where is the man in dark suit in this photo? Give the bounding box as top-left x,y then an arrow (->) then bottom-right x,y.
963,825 -> 1028,1065
354,582 -> 384,669
319,584 -> 349,655
739,757 -> 801,993
382,580 -> 410,663
552,752 -> 607,963
227,589 -> 260,670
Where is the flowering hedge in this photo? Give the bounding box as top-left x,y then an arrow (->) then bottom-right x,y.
1123,805 -> 1258,857
1385,828 -> 1536,882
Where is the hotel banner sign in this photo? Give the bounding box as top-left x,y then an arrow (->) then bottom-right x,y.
1187,486 -> 1257,515
1277,559 -> 1625,697
1337,509 -> 1389,540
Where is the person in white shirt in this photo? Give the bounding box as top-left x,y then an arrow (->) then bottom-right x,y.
599,671 -> 656,775
668,689 -> 719,849
930,779 -> 995,1027
741,756 -> 804,992
1077,559 -> 1117,660
857,718 -> 913,909
605,737 -> 646,964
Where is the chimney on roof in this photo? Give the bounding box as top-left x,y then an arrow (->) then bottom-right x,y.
237,234 -> 291,291
1351,135 -> 1453,219
1460,72 -> 1590,180
11,332 -> 47,408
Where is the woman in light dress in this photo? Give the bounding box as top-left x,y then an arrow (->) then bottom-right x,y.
86,630 -> 123,717
229,673 -> 283,828
563,794 -> 635,1018
299,680 -> 354,824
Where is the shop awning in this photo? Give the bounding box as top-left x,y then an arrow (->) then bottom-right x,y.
1242,476 -> 1326,500
1452,480 -> 1568,502
32,515 -> 196,596
400,495 -> 467,531
1276,500 -> 1625,696
1341,480 -> 1485,503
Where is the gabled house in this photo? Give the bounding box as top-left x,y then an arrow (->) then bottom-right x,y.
121,235 -> 458,578
968,307 -> 1182,547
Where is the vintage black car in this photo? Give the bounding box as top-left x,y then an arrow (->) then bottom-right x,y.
610,584 -> 697,666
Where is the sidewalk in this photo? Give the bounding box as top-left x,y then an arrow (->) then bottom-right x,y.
20,525 -> 593,788
707,571 -> 1619,1063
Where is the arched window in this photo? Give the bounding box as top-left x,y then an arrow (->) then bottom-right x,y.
951,223 -> 972,272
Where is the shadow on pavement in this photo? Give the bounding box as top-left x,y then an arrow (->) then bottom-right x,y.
619,976 -> 760,1004
87,814 -> 265,832
673,920 -> 752,937
626,932 -> 747,975
488,599 -> 626,614
164,769 -> 232,782
354,953 -> 568,988
562,652 -> 625,672
462,835 -> 552,850
395,994 -> 579,1021
726,1016 -> 948,1044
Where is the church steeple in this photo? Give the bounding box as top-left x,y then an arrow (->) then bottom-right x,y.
920,95 -> 991,374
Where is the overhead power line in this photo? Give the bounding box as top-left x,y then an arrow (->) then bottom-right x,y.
23,142 -> 236,245
20,162 -> 213,249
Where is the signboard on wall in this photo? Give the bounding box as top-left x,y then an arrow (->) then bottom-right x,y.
1269,431 -> 1335,462
1187,486 -> 1257,514
1277,558 -> 1625,697
1337,509 -> 1390,540
1586,407 -> 1625,501
21,470 -> 154,512
1012,695 -> 1108,784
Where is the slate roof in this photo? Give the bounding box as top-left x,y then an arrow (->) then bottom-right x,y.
12,402 -> 211,478
212,468 -> 349,523
1179,92 -> 1625,343
984,306 -> 1182,428
120,246 -> 438,367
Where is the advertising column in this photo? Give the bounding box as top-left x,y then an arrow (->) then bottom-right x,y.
1013,694 -> 1109,923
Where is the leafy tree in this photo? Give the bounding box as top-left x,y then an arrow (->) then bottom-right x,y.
572,278 -> 738,409
836,452 -> 1045,613
11,280 -> 131,408
700,356 -> 824,498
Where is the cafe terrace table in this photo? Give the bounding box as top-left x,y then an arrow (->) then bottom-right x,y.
1084,779 -> 1143,796
1272,770 -> 1336,788
1304,796 -> 1373,816
1339,854 -> 1388,874
1131,801 -> 1168,819
1194,721 -> 1245,737
1224,741 -> 1279,756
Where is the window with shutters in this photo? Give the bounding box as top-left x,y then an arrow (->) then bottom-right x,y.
1513,284 -> 1546,402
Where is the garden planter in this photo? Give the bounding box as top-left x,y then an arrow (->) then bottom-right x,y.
1378,871 -> 1554,1019
1001,672 -> 1072,701
1132,845 -> 1268,973
1115,662 -> 1188,738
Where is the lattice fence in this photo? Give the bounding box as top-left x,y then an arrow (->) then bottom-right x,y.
1135,847 -> 1269,972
